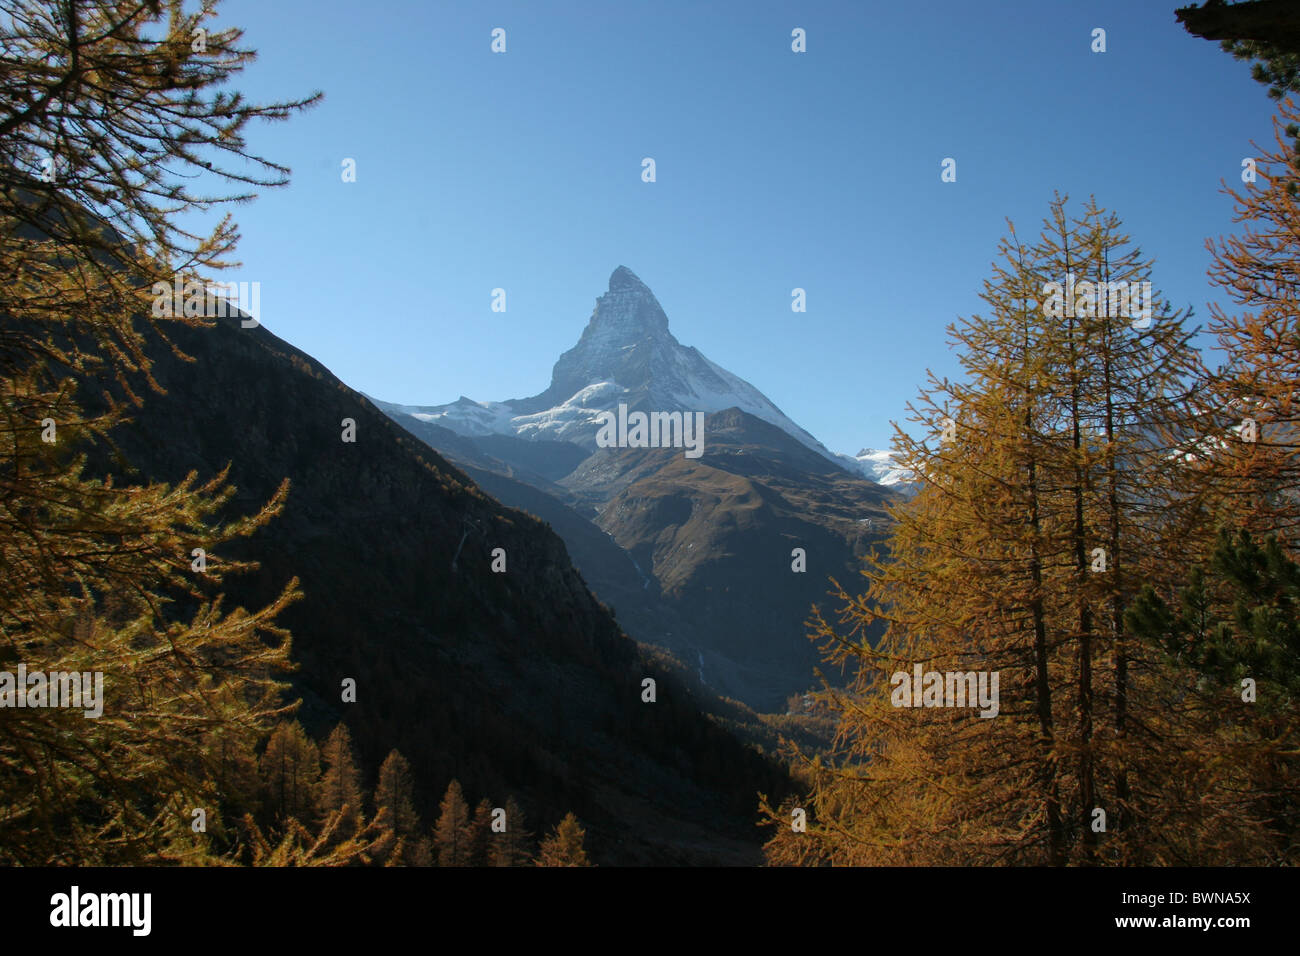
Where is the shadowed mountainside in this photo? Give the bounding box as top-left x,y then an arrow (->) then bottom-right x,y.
89,308 -> 793,864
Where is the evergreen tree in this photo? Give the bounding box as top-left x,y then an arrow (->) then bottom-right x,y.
433,779 -> 471,867
1177,2 -> 1300,103
1129,528 -> 1300,712
0,0 -> 316,865
1126,525 -> 1300,863
535,812 -> 592,867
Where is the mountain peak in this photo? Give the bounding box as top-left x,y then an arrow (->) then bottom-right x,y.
380,267 -> 840,468
585,265 -> 671,341
609,265 -> 648,292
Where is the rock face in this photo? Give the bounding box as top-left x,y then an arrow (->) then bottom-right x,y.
527,266 -> 673,407
374,267 -> 900,712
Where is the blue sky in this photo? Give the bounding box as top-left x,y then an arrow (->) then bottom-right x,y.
211,0 -> 1280,454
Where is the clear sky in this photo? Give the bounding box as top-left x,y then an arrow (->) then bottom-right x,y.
210,0 -> 1280,455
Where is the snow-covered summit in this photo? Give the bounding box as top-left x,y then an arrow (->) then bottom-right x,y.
374,266 -> 844,465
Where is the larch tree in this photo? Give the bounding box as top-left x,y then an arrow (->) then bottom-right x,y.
316,722 -> 365,839
259,720 -> 322,823
535,812 -> 592,867
374,748 -> 424,864
488,795 -> 533,867
762,195 -> 1211,866
0,0 -> 317,864
433,779 -> 471,867
1034,197 -> 1210,862
239,807 -> 396,867
374,749 -> 419,841
1198,96 -> 1300,543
